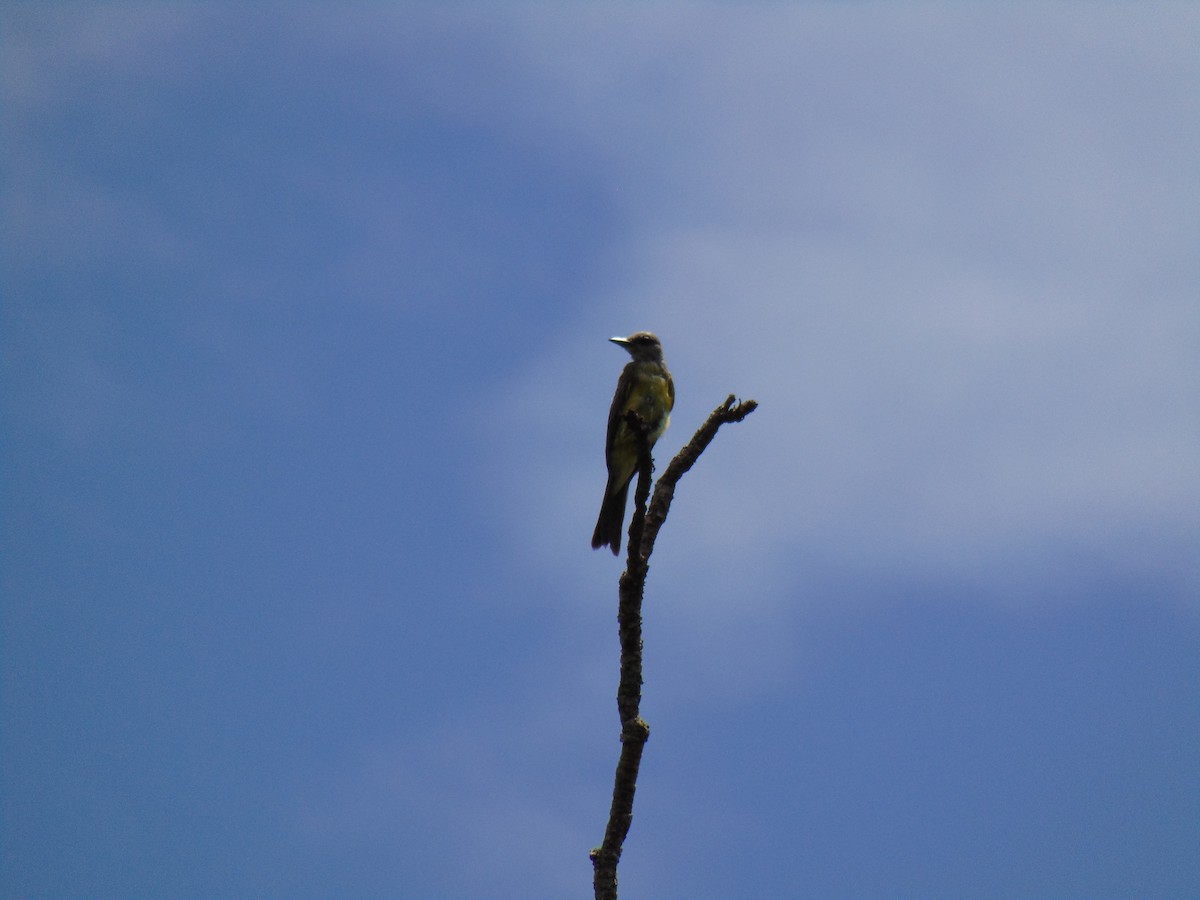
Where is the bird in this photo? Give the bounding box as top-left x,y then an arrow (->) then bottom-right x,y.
591,332 -> 674,555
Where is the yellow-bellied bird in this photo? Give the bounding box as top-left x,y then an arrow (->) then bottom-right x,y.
591,332 -> 674,554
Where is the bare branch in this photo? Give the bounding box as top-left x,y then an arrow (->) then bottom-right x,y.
590,395 -> 757,898
643,395 -> 758,557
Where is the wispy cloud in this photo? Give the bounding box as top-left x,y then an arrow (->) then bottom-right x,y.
487,6 -> 1200,610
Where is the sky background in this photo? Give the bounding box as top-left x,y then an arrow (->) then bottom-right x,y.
3,4 -> 1199,898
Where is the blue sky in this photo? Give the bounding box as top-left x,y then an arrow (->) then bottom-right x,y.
3,5 -> 1198,898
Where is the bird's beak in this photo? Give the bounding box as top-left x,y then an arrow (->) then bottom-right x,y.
609,336 -> 630,347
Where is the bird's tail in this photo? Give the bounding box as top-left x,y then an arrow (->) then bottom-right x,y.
590,476 -> 631,555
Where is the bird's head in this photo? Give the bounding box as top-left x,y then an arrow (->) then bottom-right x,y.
610,332 -> 664,363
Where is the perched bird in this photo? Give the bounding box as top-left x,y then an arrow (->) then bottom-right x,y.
591,332 -> 674,554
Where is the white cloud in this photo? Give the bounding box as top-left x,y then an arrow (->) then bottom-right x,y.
487,5 -> 1200,616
